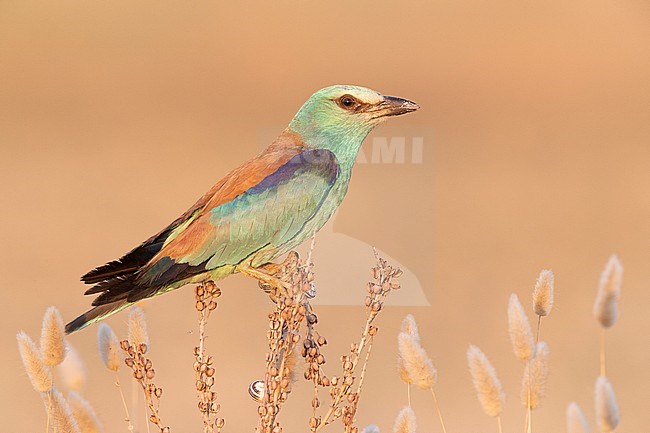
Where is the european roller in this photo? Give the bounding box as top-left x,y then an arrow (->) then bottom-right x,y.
65,85 -> 419,333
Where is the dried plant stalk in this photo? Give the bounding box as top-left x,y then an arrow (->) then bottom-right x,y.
97,324 -> 133,432
121,308 -> 169,433
314,252 -> 401,433
258,251 -> 314,433
193,281 -> 224,433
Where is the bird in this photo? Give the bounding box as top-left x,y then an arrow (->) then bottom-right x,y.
65,85 -> 419,334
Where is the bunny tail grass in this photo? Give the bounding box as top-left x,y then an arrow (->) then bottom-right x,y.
65,300 -> 132,334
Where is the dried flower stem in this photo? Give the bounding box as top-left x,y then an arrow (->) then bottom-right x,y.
600,328 -> 606,377
429,388 -> 448,433
526,365 -> 532,433
120,339 -> 168,432
193,281 -> 224,433
115,373 -> 135,432
45,391 -> 52,433
356,335 -> 375,397
258,252 -> 313,433
316,252 -> 400,432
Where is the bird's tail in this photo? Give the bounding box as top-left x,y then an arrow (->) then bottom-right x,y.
65,300 -> 133,334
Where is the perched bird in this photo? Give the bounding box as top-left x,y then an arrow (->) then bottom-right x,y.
65,85 -> 419,333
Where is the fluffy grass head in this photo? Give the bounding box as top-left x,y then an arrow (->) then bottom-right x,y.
397,332 -> 437,390
593,255 -> 623,328
58,345 -> 86,391
41,306 -> 67,367
521,341 -> 550,409
128,306 -> 149,350
98,323 -> 122,371
508,294 -> 535,361
17,331 -> 52,393
49,390 -> 81,433
595,376 -> 620,432
467,345 -> 505,418
392,406 -> 416,433
566,402 -> 591,433
533,270 -> 554,317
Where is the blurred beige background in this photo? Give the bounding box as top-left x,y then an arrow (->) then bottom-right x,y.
1,1 -> 649,432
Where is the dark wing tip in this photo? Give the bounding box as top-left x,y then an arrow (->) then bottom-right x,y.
65,313 -> 89,334
81,260 -> 139,284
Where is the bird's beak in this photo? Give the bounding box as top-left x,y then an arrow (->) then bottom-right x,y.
370,95 -> 420,118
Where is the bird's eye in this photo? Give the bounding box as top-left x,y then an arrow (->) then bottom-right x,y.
337,95 -> 359,110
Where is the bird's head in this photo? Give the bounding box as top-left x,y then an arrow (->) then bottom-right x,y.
288,85 -> 419,159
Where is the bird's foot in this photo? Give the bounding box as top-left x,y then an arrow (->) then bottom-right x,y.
236,262 -> 293,300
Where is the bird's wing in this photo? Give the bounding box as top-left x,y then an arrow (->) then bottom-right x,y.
91,147 -> 340,305
81,203 -> 205,285
82,133 -> 306,287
